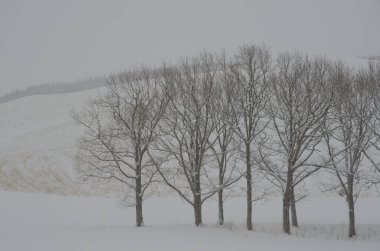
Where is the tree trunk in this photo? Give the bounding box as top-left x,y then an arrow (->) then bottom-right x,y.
283,192 -> 291,234
135,151 -> 144,227
283,170 -> 292,234
135,193 -> 143,227
194,195 -> 202,226
347,175 -> 356,238
347,194 -> 356,238
194,170 -> 203,227
135,177 -> 144,227
218,189 -> 224,225
218,162 -> 224,226
290,188 -> 299,227
246,143 -> 253,230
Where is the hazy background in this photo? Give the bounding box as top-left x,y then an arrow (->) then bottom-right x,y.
0,0 -> 379,95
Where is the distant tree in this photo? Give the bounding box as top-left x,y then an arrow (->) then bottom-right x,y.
0,77 -> 106,104
73,67 -> 168,227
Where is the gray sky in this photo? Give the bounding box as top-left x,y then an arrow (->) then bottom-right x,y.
0,0 -> 379,95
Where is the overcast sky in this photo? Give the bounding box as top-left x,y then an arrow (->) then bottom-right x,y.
0,0 -> 379,95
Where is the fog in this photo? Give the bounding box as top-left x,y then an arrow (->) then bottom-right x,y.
0,0 -> 379,95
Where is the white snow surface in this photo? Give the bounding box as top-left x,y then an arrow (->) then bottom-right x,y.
0,191 -> 379,251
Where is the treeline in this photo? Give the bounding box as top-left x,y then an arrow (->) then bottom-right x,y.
73,44 -> 380,237
0,77 -> 106,104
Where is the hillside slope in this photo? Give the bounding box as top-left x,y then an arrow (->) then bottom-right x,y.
0,88 -> 105,194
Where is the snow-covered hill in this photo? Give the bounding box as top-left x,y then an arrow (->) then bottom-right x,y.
0,85 -> 377,197
0,88 -> 105,194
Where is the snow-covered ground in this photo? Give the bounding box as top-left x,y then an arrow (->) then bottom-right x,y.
0,191 -> 379,251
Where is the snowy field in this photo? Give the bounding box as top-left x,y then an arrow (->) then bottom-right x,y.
0,191 -> 379,251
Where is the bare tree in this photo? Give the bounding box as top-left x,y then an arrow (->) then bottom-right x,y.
152,54 -> 221,226
230,45 -> 271,230
258,53 -> 332,234
322,62 -> 377,237
73,67 -> 168,227
208,53 -> 245,226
